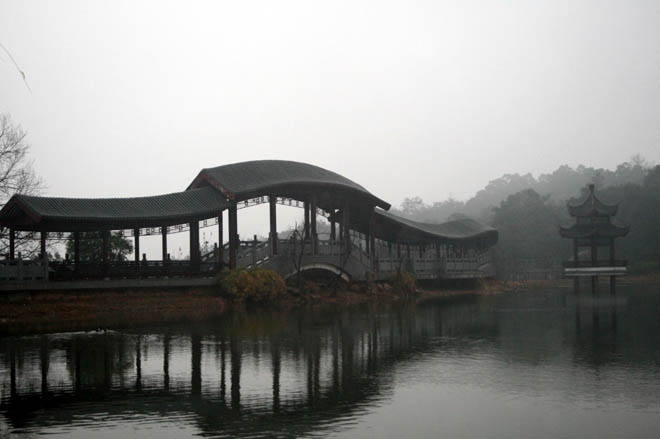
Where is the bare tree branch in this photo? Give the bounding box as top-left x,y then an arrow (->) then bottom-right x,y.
0,114 -> 43,258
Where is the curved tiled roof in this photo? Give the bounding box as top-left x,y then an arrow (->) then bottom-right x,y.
0,187 -> 228,231
0,160 -> 497,249
189,160 -> 390,209
374,209 -> 498,245
559,222 -> 629,239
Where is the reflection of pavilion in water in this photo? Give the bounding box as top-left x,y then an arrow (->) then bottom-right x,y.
0,302 -> 496,436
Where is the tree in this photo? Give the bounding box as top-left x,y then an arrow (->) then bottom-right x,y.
491,189 -> 569,261
0,113 -> 42,257
65,231 -> 134,262
400,196 -> 426,217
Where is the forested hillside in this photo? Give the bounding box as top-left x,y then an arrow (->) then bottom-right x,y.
393,157 -> 659,271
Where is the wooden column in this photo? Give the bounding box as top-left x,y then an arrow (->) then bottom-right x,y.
229,202 -> 237,269
161,226 -> 168,264
8,228 -> 15,260
342,202 -> 350,250
134,229 -> 140,268
40,231 -> 47,258
74,232 -> 80,270
252,235 -> 258,266
304,200 -> 310,240
330,212 -> 336,241
102,230 -> 110,269
269,196 -> 277,255
368,210 -> 376,267
218,212 -> 224,265
310,195 -> 317,255
189,220 -> 200,269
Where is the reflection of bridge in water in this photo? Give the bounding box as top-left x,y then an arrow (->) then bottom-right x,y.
0,302 -> 497,436
0,160 -> 497,289
1,287 -> 653,437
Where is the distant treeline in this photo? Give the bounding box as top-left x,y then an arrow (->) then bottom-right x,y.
393,156 -> 660,272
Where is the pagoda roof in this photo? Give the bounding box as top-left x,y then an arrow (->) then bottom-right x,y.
559,221 -> 629,239
567,184 -> 618,217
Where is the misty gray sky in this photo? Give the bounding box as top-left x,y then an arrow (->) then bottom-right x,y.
2,0 -> 660,252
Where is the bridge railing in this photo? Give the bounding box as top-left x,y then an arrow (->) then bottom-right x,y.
0,258 -> 49,282
48,260 -> 221,281
206,238 -> 494,281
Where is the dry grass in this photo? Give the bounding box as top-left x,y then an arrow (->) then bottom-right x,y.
0,288 -> 226,336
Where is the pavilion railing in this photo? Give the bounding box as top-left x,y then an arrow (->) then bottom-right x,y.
563,260 -> 628,269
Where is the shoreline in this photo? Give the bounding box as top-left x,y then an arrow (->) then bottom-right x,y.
1,275 -> 657,337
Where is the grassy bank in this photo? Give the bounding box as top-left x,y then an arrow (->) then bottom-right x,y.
3,275 -> 656,336
0,288 -> 226,336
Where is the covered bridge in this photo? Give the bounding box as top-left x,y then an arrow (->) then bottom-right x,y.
0,160 -> 497,286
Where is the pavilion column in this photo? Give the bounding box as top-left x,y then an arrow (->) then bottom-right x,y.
229,202 -> 238,269
161,226 -> 168,264
610,237 -> 616,295
269,196 -> 277,256
40,231 -> 47,258
590,237 -> 597,295
8,228 -> 15,260
573,238 -> 579,292
134,229 -> 140,269
189,220 -> 200,270
310,194 -> 317,255
218,212 -> 224,265
74,232 -> 80,271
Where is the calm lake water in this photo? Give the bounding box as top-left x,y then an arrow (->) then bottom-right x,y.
1,284 -> 660,438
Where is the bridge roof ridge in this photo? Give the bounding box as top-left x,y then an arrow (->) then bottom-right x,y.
187,160 -> 391,209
